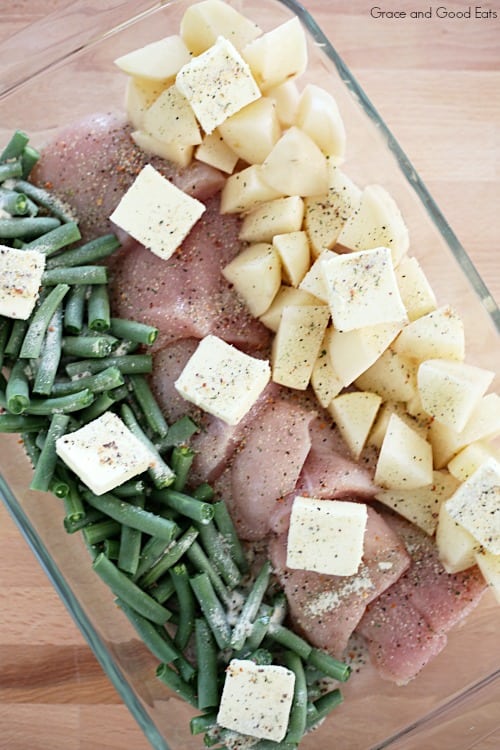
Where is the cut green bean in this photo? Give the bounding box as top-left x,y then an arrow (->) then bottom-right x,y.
13,179 -> 76,223
104,539 -> 120,559
0,129 -> 29,162
0,188 -> 29,215
60,471 -> 85,524
267,624 -> 312,662
63,284 -> 87,334
88,283 -> 110,332
231,561 -> 271,650
50,365 -> 124,397
129,374 -> 168,438
76,392 -> 116,424
66,353 -> 153,378
113,479 -> 146,498
4,319 -> 28,358
189,712 -> 218,736
83,518 -> 121,546
170,563 -> 195,650
0,317 -> 12,369
25,388 -> 94,414
30,413 -> 70,492
21,145 -> 40,178
0,413 -> 47,432
42,265 -> 108,286
20,283 -> 70,359
305,689 -> 343,730
155,414 -> 199,449
121,403 -> 175,489
62,334 -> 116,359
212,501 -> 249,574
138,526 -> 199,589
21,431 -> 40,466
109,317 -> 158,346
6,358 -> 31,414
156,663 -> 197,707
171,445 -> 195,491
23,220 -> 81,255
0,215 -> 60,239
154,488 -> 213,525
46,233 -> 120,268
151,575 -> 176,605
195,618 -> 220,710
92,553 -> 171,625
192,482 -> 214,502
244,604 -> 272,651
133,535 -> 173,583
0,160 -> 23,181
117,598 -> 181,664
83,490 -> 178,542
186,540 -> 230,606
196,521 -> 242,589
190,572 -> 231,650
307,648 -> 351,683
63,506 -> 104,534
117,495 -> 144,576
283,651 -> 307,745
33,306 -> 63,395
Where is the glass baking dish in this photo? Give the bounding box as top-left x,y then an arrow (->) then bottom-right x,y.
0,1 -> 499,749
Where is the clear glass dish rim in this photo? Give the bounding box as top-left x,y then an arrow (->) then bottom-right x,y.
0,1 -> 499,749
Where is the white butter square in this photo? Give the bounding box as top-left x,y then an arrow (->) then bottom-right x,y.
55,411 -> 152,495
321,246 -> 408,332
217,659 -> 295,742
287,496 -> 367,576
0,245 -> 46,320
174,334 -> 270,425
445,457 -> 500,555
109,164 -> 205,260
175,36 -> 261,134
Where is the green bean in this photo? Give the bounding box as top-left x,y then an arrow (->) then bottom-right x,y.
154,488 -> 213,526
0,215 -> 60,239
117,495 -> 144,576
13,179 -> 75,223
0,160 -> 23,181
21,431 -> 40,466
307,648 -> 351,683
25,388 -> 94,414
132,535 -> 173,583
83,490 -> 178,542
92,553 -> 171,626
189,712 -> 218,736
88,284 -> 110,332
282,651 -> 307,745
42,265 -> 108,286
155,414 -> 199,449
65,353 -> 152,379
23,220 -> 81,255
244,604 -> 272,651
0,187 -> 29,215
33,306 -> 63,395
129,374 -> 168,438
0,317 -> 12,369
212,501 -> 249,574
76,391 -> 115,424
63,284 -> 87,334
62,334 -> 116,359
186,540 -> 230,606
116,598 -> 181,664
50,366 -> 124,397
156,664 -> 198,707
4,319 -> 28,358
305,689 -> 343,730
104,539 -> 120,559
231,561 -> 271,651
151,575 -> 176,605
6,358 -> 31,414
170,445 -> 194,491
20,283 -> 70,359
59,471 -> 85,523
170,563 -> 195,650
109,317 -> 158,346
113,479 -> 146,498
195,618 -> 220,710
0,413 -> 47,432
121,404 -> 175,489
21,145 -> 40,178
30,413 -> 70,492
266,624 -> 311,662
192,482 -> 214,502
63,506 -> 104,534
83,518 -> 121,546
196,520 -> 242,589
190,572 -> 231,650
0,129 -> 29,162
138,526 -> 199,589
46,233 -> 120,268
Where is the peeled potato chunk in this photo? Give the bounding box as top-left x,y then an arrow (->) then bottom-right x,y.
272,304 -> 330,390
267,80 -> 300,127
395,255 -> 437,322
239,196 -> 304,243
143,85 -> 202,146
393,305 -> 465,363
259,286 -> 323,332
115,35 -> 192,80
328,391 -> 382,459
327,321 -> 403,388
272,231 -> 310,287
180,0 -> 262,54
220,164 -> 282,214
474,549 -> 500,604
355,347 -> 418,403
195,131 -> 239,174
368,401 -> 429,450
218,97 -> 281,165
125,77 -> 166,130
242,17 -> 307,92
131,131 -> 194,167
222,242 -> 281,317
436,501 -> 479,573
310,335 -> 344,408
448,441 -> 500,482
295,83 -> 346,160
260,127 -> 329,197
374,412 -> 433,489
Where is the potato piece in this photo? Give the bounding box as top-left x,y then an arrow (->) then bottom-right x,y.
395,255 -> 437,321
295,84 -> 346,160
272,305 -> 330,390
336,184 -> 409,265
393,305 -> 465,363
328,391 -> 382,459
436,501 -> 478,573
304,164 -> 361,257
222,242 -> 281,317
260,127 -> 329,197
180,0 -> 261,54
474,549 -> 500,604
272,231 -> 310,287
239,196 -> 304,243
259,286 -> 323,332
143,85 -> 202,146
448,441 -> 500,482
267,80 -> 300,127
355,347 -> 417,403
242,17 -> 307,92
376,469 -> 458,536
115,35 -> 192,80
298,250 -> 336,302
220,165 -> 282,214
218,97 -> 281,165
368,401 -> 429,450
125,77 -> 166,130
195,131 -> 239,174
131,130 -> 194,167
310,336 -> 344,408
327,322 -> 403,388
417,358 -> 494,432
374,413 -> 433,489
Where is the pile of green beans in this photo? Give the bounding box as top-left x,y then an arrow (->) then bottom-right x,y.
0,130 -> 350,750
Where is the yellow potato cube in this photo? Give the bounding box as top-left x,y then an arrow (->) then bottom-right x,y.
239,196 -> 304,243
272,305 -> 330,390
328,391 -> 382,459
260,126 -> 329,197
272,231 -> 310,287
374,413 -> 433,489
242,17 -> 307,92
222,242 -> 281,317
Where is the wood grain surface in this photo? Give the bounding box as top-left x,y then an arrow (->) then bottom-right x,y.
0,1 -> 499,748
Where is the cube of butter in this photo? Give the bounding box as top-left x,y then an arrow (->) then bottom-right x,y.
109,164 -> 205,260
174,334 -> 270,425
55,412 -> 152,495
0,245 -> 46,320
287,496 -> 368,576
217,659 -> 295,742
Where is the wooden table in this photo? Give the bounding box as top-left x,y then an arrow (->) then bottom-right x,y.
1,1 -> 499,748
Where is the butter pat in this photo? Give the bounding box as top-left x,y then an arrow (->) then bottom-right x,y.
174,334 -> 270,425
445,457 -> 500,555
109,164 -> 205,260
321,246 -> 408,332
0,245 -> 46,320
56,412 -> 152,495
287,496 -> 367,576
175,36 -> 261,133
217,659 -> 295,742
